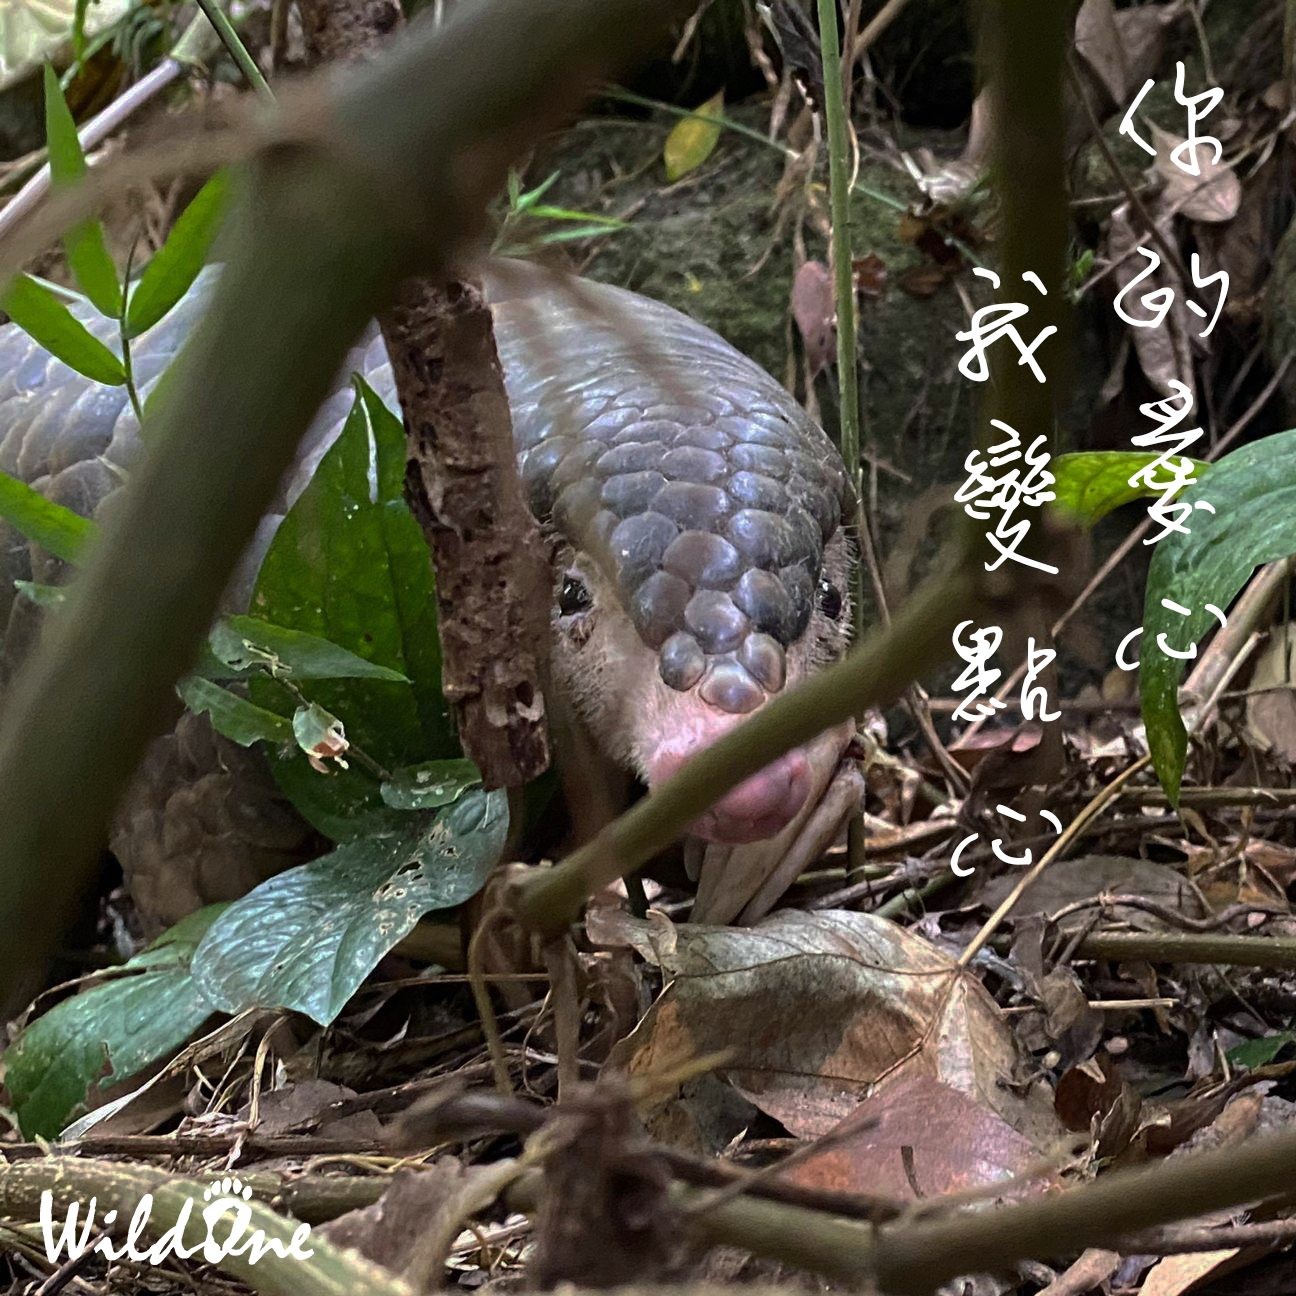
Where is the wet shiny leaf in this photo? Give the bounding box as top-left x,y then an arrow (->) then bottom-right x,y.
191,790 -> 508,1025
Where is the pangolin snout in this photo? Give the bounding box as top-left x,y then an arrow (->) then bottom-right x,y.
648,744 -> 811,844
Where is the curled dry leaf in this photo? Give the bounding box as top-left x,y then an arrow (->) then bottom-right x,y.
853,252 -> 888,300
1073,0 -> 1129,108
778,1072 -> 1055,1203
322,1158 -> 519,1286
1244,632 -> 1296,763
1107,202 -> 1195,400
980,856 -> 1207,931
1151,126 -> 1242,224
790,259 -> 835,378
1137,1250 -> 1242,1296
1074,0 -> 1184,112
613,909 -> 1060,1146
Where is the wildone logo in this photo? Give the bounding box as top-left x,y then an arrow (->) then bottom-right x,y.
40,1176 -> 315,1267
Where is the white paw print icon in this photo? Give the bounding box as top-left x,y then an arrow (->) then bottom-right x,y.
203,1176 -> 253,1204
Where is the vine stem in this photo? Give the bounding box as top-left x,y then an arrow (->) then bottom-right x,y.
194,0 -> 276,102
814,0 -> 868,877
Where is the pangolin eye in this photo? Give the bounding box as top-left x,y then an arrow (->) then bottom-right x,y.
559,573 -> 593,616
817,579 -> 843,621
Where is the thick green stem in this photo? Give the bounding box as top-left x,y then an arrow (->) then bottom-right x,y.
193,0 -> 276,101
814,0 -> 862,642
1074,931 -> 1296,970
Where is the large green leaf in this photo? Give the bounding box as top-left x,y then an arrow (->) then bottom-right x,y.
43,65 -> 121,319
209,616 -> 410,683
6,905 -> 225,1138
1,274 -> 125,386
250,377 -> 453,839
1051,451 -> 1209,527
125,171 -> 230,339
0,469 -> 97,561
380,758 -> 480,810
1141,429 -> 1296,803
191,790 -> 507,1025
176,676 -> 294,747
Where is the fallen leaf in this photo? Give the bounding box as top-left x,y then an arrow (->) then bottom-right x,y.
1138,1250 -> 1240,1296
981,856 -> 1206,931
779,1073 -> 1052,1202
853,252 -> 888,299
1107,202 -> 1195,401
896,263 -> 952,298
614,909 -> 1060,1146
791,259 -> 836,377
239,1079 -> 383,1140
1074,0 -> 1129,107
1075,0 -> 1183,111
1151,126 -> 1242,224
1245,632 -> 1296,762
322,1159 -> 518,1286
663,90 -> 724,183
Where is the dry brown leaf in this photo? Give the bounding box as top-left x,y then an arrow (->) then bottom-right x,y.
1074,0 -> 1183,113
982,855 -> 1205,930
1107,202 -> 1195,400
614,909 -> 1060,1146
322,1159 -> 518,1286
240,1079 -> 383,1139
1138,1249 -> 1241,1296
1245,633 -> 1296,762
896,263 -> 951,298
790,259 -> 836,377
1151,126 -> 1242,224
853,251 -> 888,300
779,1072 -> 1052,1202
1074,0 -> 1128,106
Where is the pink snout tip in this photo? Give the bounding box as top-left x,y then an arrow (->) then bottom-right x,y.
649,748 -> 811,844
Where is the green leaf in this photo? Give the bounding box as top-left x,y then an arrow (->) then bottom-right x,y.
177,675 -> 294,747
663,89 -> 724,182
291,701 -> 346,759
6,905 -> 225,1138
209,616 -> 410,683
0,274 -> 125,386
381,758 -> 480,810
250,377 -> 453,840
0,468 -> 97,561
72,0 -> 90,55
43,65 -> 121,318
1051,451 -> 1209,527
1227,1032 -> 1296,1069
526,205 -> 627,228
514,170 -> 559,211
125,171 -> 230,339
191,790 -> 507,1024
1141,429 -> 1296,803
14,581 -> 67,608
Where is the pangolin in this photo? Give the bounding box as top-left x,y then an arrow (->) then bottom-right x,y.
0,260 -> 857,927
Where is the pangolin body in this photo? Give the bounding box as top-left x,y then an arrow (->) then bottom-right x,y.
0,262 -> 854,924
